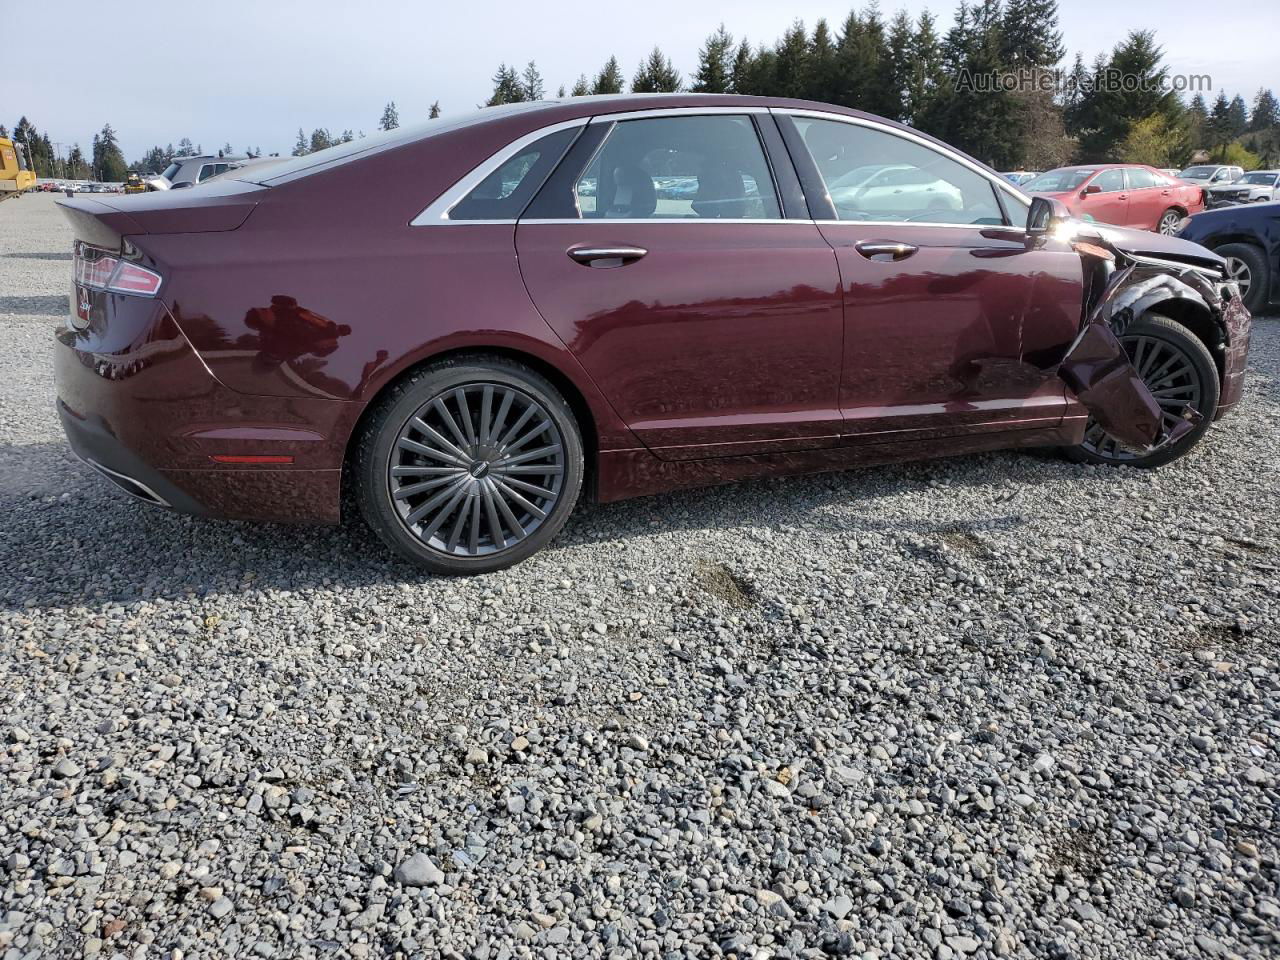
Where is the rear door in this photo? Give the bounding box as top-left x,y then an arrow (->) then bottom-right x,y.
514,110 -> 845,461
776,111 -> 1084,441
1124,166 -> 1169,230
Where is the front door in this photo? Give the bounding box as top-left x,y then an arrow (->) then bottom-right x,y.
515,113 -> 845,461
1077,168 -> 1130,227
777,113 -> 1085,440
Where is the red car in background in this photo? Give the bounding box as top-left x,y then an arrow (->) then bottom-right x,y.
1023,164 -> 1203,235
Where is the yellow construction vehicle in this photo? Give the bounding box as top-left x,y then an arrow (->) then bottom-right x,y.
1,137 -> 37,200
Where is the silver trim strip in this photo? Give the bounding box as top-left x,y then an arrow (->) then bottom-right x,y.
411,118 -> 590,226
81,456 -> 171,508
411,103 -> 1034,232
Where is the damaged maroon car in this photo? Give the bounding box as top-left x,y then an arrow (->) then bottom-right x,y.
53,95 -> 1251,574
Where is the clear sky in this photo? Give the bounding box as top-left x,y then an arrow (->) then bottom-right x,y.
7,0 -> 1276,163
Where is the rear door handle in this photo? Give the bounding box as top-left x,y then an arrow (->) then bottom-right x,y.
567,245 -> 647,266
854,240 -> 918,262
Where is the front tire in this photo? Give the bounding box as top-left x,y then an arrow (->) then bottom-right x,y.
1065,315 -> 1219,469
354,356 -> 584,574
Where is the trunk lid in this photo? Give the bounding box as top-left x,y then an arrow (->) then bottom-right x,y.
56,178 -> 265,239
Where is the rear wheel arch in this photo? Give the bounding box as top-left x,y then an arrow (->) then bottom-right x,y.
342,345 -> 600,500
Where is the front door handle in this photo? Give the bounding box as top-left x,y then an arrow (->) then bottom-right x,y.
567,245 -> 647,267
854,240 -> 918,262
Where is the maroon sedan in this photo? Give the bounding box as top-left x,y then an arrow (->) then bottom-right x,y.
1023,163 -> 1205,235
55,95 -> 1251,574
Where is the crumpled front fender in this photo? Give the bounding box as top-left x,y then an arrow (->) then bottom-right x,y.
1057,263 -> 1207,450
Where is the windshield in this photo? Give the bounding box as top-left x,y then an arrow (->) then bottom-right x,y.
160,161 -> 182,181
1023,168 -> 1094,192
1240,172 -> 1277,184
1178,166 -> 1216,179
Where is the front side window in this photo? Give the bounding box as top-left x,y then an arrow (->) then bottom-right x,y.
573,115 -> 780,220
449,127 -> 578,221
792,117 -> 1005,224
1091,169 -> 1126,192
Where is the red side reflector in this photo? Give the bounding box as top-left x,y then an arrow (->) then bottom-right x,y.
209,455 -> 295,464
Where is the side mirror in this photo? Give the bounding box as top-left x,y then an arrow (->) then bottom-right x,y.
1083,184 -> 1102,195
1026,195 -> 1071,236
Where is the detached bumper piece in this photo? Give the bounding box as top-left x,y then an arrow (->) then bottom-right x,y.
1058,322 -> 1200,450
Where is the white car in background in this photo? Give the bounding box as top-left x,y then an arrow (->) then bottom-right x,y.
1205,170 -> 1280,207
827,163 -> 963,218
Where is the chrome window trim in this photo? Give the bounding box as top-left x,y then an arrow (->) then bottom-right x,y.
413,104 -> 1034,232
519,218 -> 802,225
775,107 -> 1031,224
411,118 -> 590,226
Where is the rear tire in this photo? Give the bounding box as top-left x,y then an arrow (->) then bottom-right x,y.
1064,314 -> 1219,469
1157,208 -> 1182,235
1217,242 -> 1268,314
354,356 -> 584,575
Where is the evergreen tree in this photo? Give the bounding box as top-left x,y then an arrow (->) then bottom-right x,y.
570,75 -> 590,97
773,21 -> 809,100
556,85 -> 566,98
592,56 -> 624,95
1000,0 -> 1064,68
631,47 -> 682,93
805,19 -> 839,103
1207,91 -> 1232,152
379,101 -> 400,131
1076,31 -> 1185,160
292,128 -> 309,156
308,129 -> 333,153
429,101 -> 442,118
521,61 -> 545,100
222,142 -> 234,156
92,124 -> 127,181
906,11 -> 945,125
884,11 -> 916,122
1226,94 -> 1250,139
176,137 -> 197,157
340,130 -> 355,143
487,64 -> 526,105
1186,92 -> 1210,146
66,144 -> 88,179
692,24 -> 734,93
729,40 -> 754,94
1250,88 -> 1279,132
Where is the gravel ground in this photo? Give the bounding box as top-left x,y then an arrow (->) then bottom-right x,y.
2,192 -> 1279,960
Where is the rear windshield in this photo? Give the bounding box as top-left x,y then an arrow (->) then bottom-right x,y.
161,161 -> 182,181
241,102 -> 556,186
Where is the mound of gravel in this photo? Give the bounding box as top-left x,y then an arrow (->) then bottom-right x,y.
2,193 -> 1278,959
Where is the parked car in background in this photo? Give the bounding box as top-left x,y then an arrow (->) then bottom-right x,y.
145,155 -> 248,191
1177,164 -> 1244,188
1160,168 -> 1181,179
1023,163 -> 1204,234
1000,170 -> 1038,185
1205,170 -> 1280,208
1178,200 -> 1279,313
54,95 -> 1250,574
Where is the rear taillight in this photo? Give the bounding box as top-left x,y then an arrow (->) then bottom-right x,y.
73,241 -> 162,297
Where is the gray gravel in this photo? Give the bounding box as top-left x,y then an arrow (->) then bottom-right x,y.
3,191 -> 1279,960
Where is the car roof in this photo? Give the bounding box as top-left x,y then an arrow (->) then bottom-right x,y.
244,94 -> 999,188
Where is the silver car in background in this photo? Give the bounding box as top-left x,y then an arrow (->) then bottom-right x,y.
1206,170 -> 1280,207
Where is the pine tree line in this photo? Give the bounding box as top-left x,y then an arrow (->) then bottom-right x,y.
482,3 -> 1279,169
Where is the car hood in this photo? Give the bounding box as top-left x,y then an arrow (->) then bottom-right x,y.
1086,221 -> 1225,271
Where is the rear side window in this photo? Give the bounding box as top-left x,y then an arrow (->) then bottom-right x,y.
449,128 -> 578,221
1126,168 -> 1160,189
573,115 -> 781,220
791,117 -> 1004,225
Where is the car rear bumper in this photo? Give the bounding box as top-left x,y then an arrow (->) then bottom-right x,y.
54,295 -> 357,524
